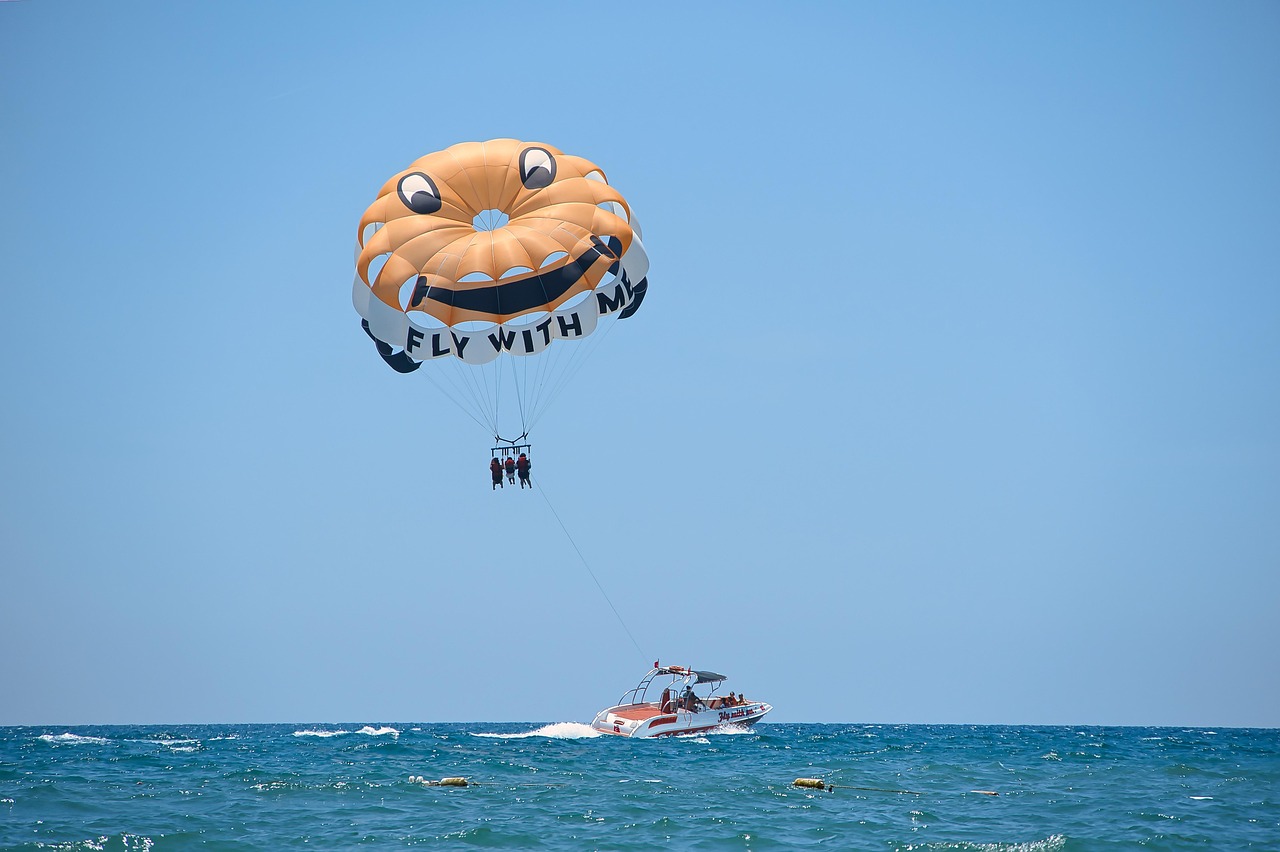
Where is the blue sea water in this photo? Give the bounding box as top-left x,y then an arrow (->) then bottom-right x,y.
1,723 -> 1277,850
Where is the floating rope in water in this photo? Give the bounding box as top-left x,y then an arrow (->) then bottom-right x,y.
408,775 -> 563,788
793,778 -> 998,796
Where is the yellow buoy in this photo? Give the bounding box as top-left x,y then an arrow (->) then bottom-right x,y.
438,777 -> 469,787
793,778 -> 828,790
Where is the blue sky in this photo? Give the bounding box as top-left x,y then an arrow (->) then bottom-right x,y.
2,1 -> 1277,727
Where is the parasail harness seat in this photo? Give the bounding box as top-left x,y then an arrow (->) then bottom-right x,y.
491,441 -> 531,461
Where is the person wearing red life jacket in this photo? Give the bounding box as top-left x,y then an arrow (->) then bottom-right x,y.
490,457 -> 503,490
516,453 -> 531,489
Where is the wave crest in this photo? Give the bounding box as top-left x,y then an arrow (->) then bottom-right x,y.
38,733 -> 109,745
357,726 -> 400,737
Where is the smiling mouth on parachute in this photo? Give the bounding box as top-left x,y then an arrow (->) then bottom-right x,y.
409,236 -> 621,318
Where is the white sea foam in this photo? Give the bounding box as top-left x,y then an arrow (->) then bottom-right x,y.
1190,796 -> 1213,800
152,737 -> 200,750
473,722 -> 601,739
356,725 -> 399,737
38,733 -> 109,745
293,729 -> 349,738
35,835 -> 155,851
899,836 -> 1066,852
115,735 -> 202,752
989,837 -> 1067,852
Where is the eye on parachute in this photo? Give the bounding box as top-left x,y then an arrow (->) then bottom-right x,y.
352,139 -> 649,456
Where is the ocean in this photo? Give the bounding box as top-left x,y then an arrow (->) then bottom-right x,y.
1,723 -> 1276,850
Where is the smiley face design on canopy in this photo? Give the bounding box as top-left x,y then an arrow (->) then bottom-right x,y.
351,139 -> 649,443
353,139 -> 648,371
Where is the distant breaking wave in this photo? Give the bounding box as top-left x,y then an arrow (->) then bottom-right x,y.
474,722 -> 601,739
293,726 -> 399,739
357,726 -> 399,737
37,733 -> 109,745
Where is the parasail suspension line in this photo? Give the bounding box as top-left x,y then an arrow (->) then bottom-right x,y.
535,476 -> 646,664
528,310 -> 621,430
508,351 -> 529,437
415,364 -> 493,435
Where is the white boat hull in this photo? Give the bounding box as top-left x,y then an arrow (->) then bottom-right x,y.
591,701 -> 771,738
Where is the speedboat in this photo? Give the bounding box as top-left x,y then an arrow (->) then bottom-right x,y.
591,662 -> 771,738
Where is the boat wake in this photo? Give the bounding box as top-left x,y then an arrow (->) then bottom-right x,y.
473,722 -> 601,740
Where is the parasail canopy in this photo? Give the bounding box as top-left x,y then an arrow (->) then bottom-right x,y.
352,139 -> 649,442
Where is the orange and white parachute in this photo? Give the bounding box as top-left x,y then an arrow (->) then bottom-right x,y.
352,139 -> 648,440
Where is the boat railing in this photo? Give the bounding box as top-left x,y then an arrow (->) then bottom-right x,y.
618,668 -> 661,706
614,666 -> 738,711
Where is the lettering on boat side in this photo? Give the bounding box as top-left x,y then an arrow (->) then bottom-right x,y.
719,706 -> 755,722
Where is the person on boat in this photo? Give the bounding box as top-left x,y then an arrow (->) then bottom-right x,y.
681,685 -> 701,712
490,458 -> 504,490
516,453 -> 531,489
504,455 -> 516,484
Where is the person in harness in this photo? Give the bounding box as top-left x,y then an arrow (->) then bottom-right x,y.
516,452 -> 531,489
504,455 -> 516,485
490,457 -> 504,490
